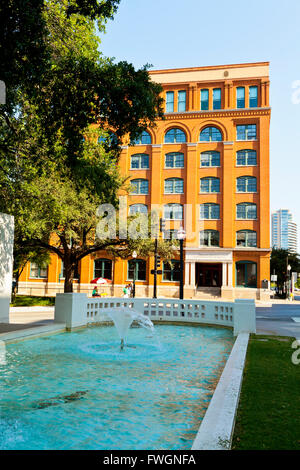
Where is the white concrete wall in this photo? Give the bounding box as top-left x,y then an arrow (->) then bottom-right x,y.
0,213 -> 14,322
54,294 -> 256,336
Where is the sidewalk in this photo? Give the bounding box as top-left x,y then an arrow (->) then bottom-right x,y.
0,306 -> 55,335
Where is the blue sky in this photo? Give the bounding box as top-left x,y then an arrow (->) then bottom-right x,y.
98,0 -> 300,251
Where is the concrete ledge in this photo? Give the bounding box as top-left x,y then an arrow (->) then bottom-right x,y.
191,332 -> 249,450
0,323 -> 66,344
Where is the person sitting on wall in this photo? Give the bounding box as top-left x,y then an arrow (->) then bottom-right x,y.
92,287 -> 100,297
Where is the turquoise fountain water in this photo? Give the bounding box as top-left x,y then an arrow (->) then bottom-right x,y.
0,322 -> 233,450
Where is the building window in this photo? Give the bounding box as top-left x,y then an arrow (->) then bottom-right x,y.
165,152 -> 184,168
213,88 -> 221,110
200,89 -> 209,110
236,124 -> 257,141
236,150 -> 257,166
236,203 -> 257,219
162,260 -> 180,281
200,151 -> 220,167
200,177 -> 220,193
249,86 -> 258,108
164,128 -> 187,143
166,91 -> 174,113
200,230 -> 220,247
236,230 -> 257,247
236,87 -> 245,108
164,203 -> 183,220
200,126 -> 222,142
130,178 -> 149,194
236,261 -> 257,288
163,229 -> 178,241
178,91 -> 186,112
30,262 -> 48,279
164,178 -> 184,194
128,259 -> 146,281
200,203 -> 220,220
129,204 -> 148,215
131,131 -> 151,145
130,153 -> 149,169
94,259 -> 112,280
236,176 -> 257,193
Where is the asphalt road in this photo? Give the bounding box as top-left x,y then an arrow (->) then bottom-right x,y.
256,296 -> 300,337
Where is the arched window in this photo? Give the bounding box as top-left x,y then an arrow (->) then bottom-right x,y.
236,176 -> 257,193
165,152 -> 184,168
200,203 -> 220,220
164,178 -> 184,194
128,259 -> 146,281
98,131 -> 117,146
130,179 -> 149,194
236,230 -> 257,247
200,230 -> 220,247
164,203 -> 183,220
130,153 -> 149,169
236,261 -> 257,288
131,131 -> 151,145
164,128 -> 187,143
236,150 -> 257,166
236,203 -> 257,219
94,258 -> 112,280
162,260 -> 181,281
129,204 -> 148,215
199,126 -> 222,142
200,177 -> 220,193
200,151 -> 220,167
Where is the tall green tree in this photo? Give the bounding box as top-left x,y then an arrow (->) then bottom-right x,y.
0,0 -> 169,293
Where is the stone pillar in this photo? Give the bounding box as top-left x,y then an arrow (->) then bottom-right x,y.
55,293 -> 88,331
185,262 -> 190,286
222,263 -> 227,287
233,299 -> 256,336
190,262 -> 196,287
0,213 -> 14,323
228,262 -> 233,287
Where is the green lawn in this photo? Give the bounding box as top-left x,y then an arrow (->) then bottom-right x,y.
10,295 -> 55,307
232,335 -> 300,450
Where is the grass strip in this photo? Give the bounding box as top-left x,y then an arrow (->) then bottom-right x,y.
232,334 -> 300,450
11,295 -> 55,307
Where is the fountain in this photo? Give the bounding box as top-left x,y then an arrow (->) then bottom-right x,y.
105,307 -> 154,350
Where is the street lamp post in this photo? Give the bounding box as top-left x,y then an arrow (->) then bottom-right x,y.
177,226 -> 186,300
287,264 -> 291,300
132,250 -> 137,298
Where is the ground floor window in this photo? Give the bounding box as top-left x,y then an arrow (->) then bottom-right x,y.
162,260 -> 180,282
94,259 -> 112,280
236,261 -> 257,288
30,262 -> 48,279
127,259 -> 146,281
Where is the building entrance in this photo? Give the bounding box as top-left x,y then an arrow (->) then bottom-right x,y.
196,263 -> 222,287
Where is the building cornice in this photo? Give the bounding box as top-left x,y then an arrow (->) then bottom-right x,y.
162,108 -> 271,120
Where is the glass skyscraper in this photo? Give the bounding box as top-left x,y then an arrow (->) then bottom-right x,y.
272,209 -> 298,253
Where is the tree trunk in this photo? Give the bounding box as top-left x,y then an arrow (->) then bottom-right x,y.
63,257 -> 75,293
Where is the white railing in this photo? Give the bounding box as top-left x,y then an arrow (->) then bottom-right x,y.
55,294 -> 256,336
86,298 -> 234,328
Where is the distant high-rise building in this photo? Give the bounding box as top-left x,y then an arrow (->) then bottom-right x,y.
272,209 -> 298,253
